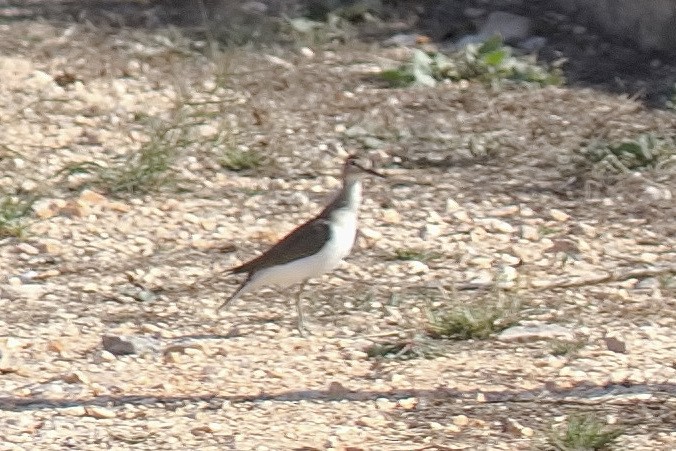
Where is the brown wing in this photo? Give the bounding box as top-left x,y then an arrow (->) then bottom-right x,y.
230,218 -> 331,274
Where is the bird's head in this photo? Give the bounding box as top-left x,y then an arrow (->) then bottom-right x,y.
342,154 -> 385,183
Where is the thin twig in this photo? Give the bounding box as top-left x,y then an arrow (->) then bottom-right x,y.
531,264 -> 676,290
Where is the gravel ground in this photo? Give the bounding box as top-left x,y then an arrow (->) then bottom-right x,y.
1,20 -> 675,450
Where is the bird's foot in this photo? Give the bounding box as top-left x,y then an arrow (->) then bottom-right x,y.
296,320 -> 312,337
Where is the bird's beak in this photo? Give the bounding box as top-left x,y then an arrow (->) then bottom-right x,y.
356,163 -> 386,178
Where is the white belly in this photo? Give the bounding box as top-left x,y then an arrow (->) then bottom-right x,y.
247,209 -> 358,290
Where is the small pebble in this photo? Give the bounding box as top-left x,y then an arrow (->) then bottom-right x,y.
452,415 -> 469,426
549,208 -> 570,221
85,406 -> 117,419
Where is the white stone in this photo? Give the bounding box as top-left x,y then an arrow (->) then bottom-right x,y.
498,325 -> 575,342
488,219 -> 515,234
500,254 -> 521,265
498,266 -> 518,282
95,350 -> 117,362
381,208 -> 401,223
60,406 -> 87,416
644,185 -> 671,200
445,198 -> 461,213
20,180 -> 38,191
15,243 -> 39,255
521,225 -> 539,241
404,260 -> 429,274
421,223 -> 442,240
549,208 -> 570,222
489,205 -> 519,217
452,414 -> 469,426
453,210 -> 471,223
85,406 -> 117,419
299,47 -> 315,58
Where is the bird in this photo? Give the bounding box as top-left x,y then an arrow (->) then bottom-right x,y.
218,154 -> 384,335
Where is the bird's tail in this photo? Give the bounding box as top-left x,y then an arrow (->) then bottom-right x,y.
218,284 -> 242,312
218,273 -> 259,312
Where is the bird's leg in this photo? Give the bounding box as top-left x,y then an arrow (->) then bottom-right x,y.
295,281 -> 308,336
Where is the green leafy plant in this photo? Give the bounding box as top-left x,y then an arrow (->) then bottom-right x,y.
380,49 -> 445,88
548,414 -> 624,450
379,67 -> 416,88
380,37 -> 563,88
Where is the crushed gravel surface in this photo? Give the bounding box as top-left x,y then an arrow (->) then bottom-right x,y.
1,20 -> 675,450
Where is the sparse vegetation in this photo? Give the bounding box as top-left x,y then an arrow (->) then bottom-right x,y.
548,414 -> 624,451
380,36 -> 564,88
103,124 -> 184,194
539,225 -> 560,236
57,114 -> 189,196
572,133 -> 676,181
550,339 -> 586,357
57,92 -> 264,195
0,195 -> 33,238
365,338 -> 445,360
240,188 -> 265,197
425,295 -> 520,340
218,148 -> 263,171
392,248 -> 441,262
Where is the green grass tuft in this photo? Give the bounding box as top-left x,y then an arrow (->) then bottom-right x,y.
103,127 -> 182,195
56,106 -> 205,196
548,414 -> 624,450
218,148 -> 263,172
425,298 -> 520,340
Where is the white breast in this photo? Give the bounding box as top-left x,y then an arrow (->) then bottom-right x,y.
244,182 -> 362,291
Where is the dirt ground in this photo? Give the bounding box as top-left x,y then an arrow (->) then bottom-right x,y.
0,11 -> 675,451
